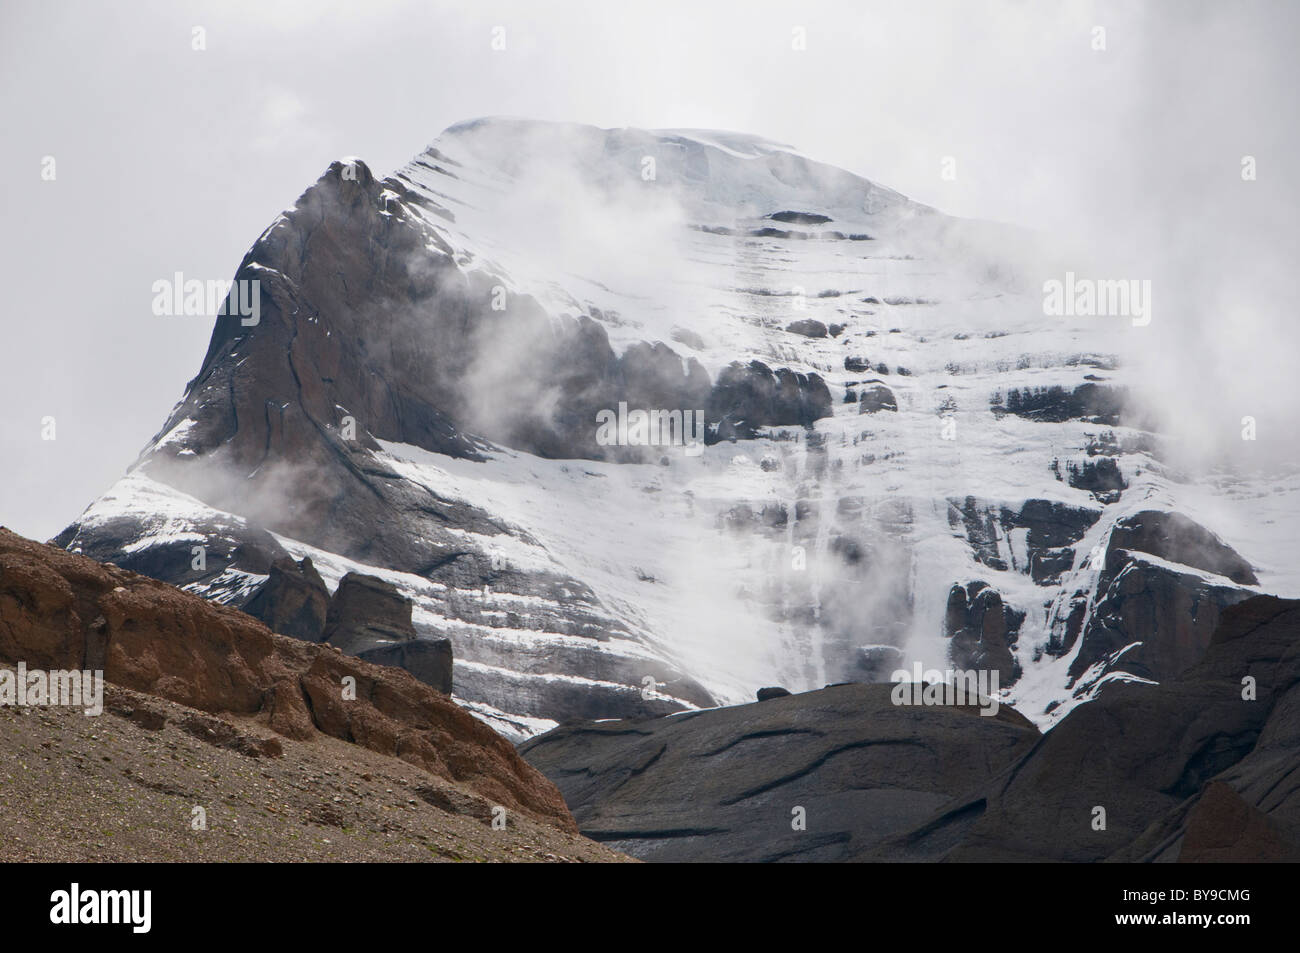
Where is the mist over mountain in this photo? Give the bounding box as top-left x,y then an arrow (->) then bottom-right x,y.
50,118 -> 1298,741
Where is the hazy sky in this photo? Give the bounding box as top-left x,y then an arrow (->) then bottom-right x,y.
1,0 -> 1296,540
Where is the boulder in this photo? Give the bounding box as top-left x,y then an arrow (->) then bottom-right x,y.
857,382 -> 897,413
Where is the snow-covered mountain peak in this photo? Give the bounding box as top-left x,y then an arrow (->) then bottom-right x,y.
55,119 -> 1299,740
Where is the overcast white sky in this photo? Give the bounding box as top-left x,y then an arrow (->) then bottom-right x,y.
1,0 -> 1296,540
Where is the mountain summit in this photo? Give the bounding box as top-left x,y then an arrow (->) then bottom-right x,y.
57,118 -> 1267,738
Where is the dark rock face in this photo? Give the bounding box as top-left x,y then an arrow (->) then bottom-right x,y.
52,514 -> 292,605
756,686 -> 792,701
322,572 -> 417,654
1107,510 -> 1258,586
785,318 -> 828,338
359,640 -> 453,695
942,498 -> 1260,702
234,568 -> 455,695
518,683 -> 1039,862
947,496 -> 1099,576
991,382 -> 1130,425
1067,555 -> 1253,685
857,382 -> 897,413
769,211 -> 832,225
1174,781 -> 1300,862
1057,509 -> 1259,686
53,157 -> 722,727
242,557 -> 328,641
944,582 -> 1023,683
855,644 -> 906,681
868,596 -> 1300,862
1016,499 -> 1100,550
707,360 -> 832,440
1066,456 -> 1126,494
1029,547 -> 1075,585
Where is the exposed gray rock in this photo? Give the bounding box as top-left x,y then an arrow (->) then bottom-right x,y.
991,382 -> 1132,425
243,556 -> 328,641
708,360 -> 832,440
944,581 -> 1022,684
785,318 -> 828,338
857,382 -> 897,413
1108,510 -> 1258,586
322,572 -> 417,654
359,639 -> 453,695
519,683 -> 1039,862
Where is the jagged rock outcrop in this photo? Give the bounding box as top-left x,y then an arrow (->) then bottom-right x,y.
948,497 -> 1100,577
1068,559 -> 1253,684
242,556 -> 328,640
707,360 -> 832,441
243,564 -> 455,694
55,153 -> 720,729
1062,510 -> 1259,686
519,683 -> 1039,861
1108,510 -> 1258,586
322,572 -> 417,653
944,581 -> 1023,683
0,528 -> 573,830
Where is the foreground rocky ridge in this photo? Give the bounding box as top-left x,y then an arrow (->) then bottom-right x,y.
0,528 -> 575,833
520,594 -> 1300,861
0,681 -> 628,863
